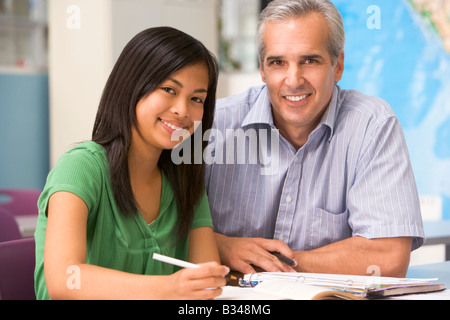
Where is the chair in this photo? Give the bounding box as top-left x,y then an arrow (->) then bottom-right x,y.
0,238 -> 36,300
0,208 -> 22,242
0,189 -> 41,216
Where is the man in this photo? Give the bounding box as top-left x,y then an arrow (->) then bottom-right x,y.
205,0 -> 424,277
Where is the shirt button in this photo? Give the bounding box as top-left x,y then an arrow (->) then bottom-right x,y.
286,195 -> 292,203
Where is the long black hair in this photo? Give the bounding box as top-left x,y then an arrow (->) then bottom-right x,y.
92,27 -> 219,239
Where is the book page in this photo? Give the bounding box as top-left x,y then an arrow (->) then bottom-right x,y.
241,272 -> 439,292
217,280 -> 363,300
216,286 -> 281,300
254,280 -> 361,300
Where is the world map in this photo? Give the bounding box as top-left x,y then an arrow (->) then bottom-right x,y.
332,0 -> 450,220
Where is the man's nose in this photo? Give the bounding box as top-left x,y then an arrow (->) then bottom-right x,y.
285,65 -> 305,88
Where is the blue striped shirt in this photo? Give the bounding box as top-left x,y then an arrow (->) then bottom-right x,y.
205,84 -> 425,251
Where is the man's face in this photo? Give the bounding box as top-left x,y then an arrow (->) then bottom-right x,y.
260,13 -> 344,148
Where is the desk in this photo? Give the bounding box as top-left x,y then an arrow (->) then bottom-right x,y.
407,261 -> 450,288
390,261 -> 450,300
423,221 -> 450,260
229,263 -> 450,288
224,263 -> 450,300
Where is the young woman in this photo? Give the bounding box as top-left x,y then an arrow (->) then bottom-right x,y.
34,27 -> 228,300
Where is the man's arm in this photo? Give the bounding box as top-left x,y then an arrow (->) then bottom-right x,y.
216,232 -> 412,277
294,236 -> 412,277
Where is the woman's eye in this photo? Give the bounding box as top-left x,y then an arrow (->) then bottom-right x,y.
162,87 -> 175,94
192,97 -> 205,104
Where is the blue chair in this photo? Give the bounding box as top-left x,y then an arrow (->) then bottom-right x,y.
0,237 -> 36,300
0,208 -> 22,242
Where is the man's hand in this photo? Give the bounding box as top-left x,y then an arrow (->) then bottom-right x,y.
215,233 -> 297,274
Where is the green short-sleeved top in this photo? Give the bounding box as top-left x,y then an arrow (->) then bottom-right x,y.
34,141 -> 213,300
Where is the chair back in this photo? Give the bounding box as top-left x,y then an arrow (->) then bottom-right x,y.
0,189 -> 41,216
0,237 -> 36,300
0,208 -> 22,242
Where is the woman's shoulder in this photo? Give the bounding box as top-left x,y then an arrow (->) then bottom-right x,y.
65,141 -> 106,156
41,142 -> 110,217
57,141 -> 107,168
48,141 -> 109,189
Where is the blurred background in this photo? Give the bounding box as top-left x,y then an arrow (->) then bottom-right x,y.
0,0 -> 449,265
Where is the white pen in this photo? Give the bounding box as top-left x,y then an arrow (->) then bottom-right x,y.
152,253 -> 200,269
152,253 -> 236,280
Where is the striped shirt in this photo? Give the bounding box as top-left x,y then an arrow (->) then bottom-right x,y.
205,84 -> 425,251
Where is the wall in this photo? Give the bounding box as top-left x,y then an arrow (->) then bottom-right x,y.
217,71 -> 263,99
48,0 -> 112,167
0,71 -> 49,189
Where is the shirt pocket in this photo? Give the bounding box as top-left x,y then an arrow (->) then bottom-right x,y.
308,208 -> 352,250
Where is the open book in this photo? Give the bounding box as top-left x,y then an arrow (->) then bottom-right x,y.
218,280 -> 367,300
217,272 -> 445,300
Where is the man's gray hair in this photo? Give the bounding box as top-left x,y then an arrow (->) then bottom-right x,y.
258,0 -> 345,66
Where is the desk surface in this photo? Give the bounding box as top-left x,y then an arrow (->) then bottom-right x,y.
407,261 -> 450,288
227,262 -> 450,289
423,220 -> 450,245
225,262 -> 450,300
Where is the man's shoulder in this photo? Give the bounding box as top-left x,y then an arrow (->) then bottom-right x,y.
338,88 -> 396,122
213,85 -> 267,129
216,85 -> 266,111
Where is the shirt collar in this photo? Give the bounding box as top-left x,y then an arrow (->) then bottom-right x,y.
242,85 -> 275,128
320,84 -> 340,142
242,84 -> 340,142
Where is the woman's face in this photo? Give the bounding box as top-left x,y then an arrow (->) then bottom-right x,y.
132,62 -> 209,153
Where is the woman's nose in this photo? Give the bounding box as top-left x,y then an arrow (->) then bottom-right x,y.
171,99 -> 190,118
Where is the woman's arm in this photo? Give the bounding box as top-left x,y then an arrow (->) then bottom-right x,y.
188,226 -> 221,264
44,191 -> 227,300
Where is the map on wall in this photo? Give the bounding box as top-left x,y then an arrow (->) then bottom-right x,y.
332,0 -> 450,220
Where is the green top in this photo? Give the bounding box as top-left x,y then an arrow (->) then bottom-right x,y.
34,141 -> 213,300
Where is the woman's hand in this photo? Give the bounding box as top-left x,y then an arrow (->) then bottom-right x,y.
167,262 -> 229,300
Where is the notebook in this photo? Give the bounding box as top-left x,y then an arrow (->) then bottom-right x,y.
218,280 -> 366,300
217,272 -> 445,300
